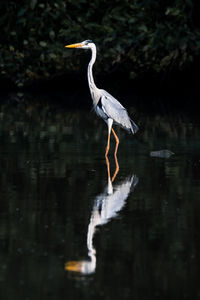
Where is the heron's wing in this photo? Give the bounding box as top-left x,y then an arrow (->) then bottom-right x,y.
100,89 -> 133,131
99,175 -> 138,224
100,89 -> 126,110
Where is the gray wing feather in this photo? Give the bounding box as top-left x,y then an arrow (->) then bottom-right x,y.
100,89 -> 133,131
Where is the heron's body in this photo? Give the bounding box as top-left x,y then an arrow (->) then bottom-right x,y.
95,89 -> 138,134
65,40 -> 138,156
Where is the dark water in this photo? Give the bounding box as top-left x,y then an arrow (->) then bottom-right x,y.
0,95 -> 200,300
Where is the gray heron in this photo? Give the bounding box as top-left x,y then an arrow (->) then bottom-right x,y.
65,40 -> 139,156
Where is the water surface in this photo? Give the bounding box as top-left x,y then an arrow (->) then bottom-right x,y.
0,96 -> 200,299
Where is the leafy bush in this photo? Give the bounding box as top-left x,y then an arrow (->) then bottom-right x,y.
0,0 -> 200,86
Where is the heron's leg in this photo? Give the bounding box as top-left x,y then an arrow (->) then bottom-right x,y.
105,155 -> 111,181
105,155 -> 113,195
105,119 -> 113,157
112,150 -> 119,182
105,133 -> 110,157
111,128 -> 119,156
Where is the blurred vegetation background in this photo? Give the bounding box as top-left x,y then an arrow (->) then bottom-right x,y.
0,0 -> 200,88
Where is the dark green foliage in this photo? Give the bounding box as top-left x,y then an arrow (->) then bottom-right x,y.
0,0 -> 200,86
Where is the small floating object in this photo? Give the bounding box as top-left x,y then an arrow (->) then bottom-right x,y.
150,149 -> 174,158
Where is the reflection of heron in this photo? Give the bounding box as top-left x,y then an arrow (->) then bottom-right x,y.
65,40 -> 139,157
65,156 -> 138,274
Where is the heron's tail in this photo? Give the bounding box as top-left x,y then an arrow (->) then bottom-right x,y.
130,119 -> 139,134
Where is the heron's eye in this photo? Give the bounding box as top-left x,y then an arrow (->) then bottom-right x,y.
85,42 -> 88,45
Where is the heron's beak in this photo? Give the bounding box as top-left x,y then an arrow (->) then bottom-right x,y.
65,261 -> 83,272
65,43 -> 83,48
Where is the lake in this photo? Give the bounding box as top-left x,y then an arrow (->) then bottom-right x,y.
0,93 -> 200,299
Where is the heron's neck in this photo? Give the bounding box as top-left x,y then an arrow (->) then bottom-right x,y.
87,45 -> 99,104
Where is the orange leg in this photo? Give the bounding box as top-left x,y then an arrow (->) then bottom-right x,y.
111,150 -> 119,182
105,132 -> 111,157
111,128 -> 119,156
105,119 -> 113,157
105,155 -> 111,181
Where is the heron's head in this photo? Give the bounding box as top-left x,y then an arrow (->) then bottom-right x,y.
65,40 -> 94,50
